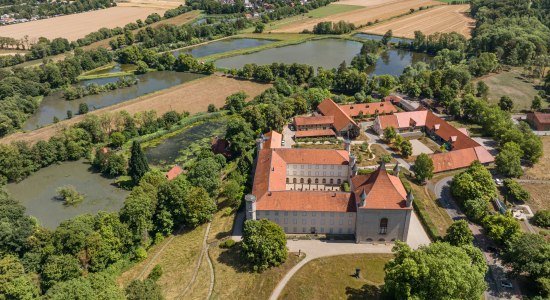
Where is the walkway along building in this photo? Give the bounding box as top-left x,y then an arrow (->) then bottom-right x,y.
245,130 -> 413,244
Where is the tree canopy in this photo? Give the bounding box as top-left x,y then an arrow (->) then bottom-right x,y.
241,219 -> 288,271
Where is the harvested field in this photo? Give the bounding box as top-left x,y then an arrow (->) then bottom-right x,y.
524,137 -> 550,180
362,4 -> 474,38
273,0 -> 442,33
337,0 -> 405,6
117,0 -> 183,9
0,6 -> 166,41
0,75 -> 270,144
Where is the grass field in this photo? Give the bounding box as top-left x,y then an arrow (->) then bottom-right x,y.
479,69 -> 542,112
447,119 -> 484,137
117,224 -> 208,298
524,137 -> 550,180
0,75 -> 270,145
0,6 -> 166,41
307,4 -> 365,17
361,4 -> 474,39
279,254 -> 393,300
272,0 -> 442,33
519,183 -> 550,212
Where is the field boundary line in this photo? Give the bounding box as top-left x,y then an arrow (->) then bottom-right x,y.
177,222 -> 212,299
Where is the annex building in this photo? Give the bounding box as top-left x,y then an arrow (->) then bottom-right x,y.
245,131 -> 414,244
373,109 -> 494,172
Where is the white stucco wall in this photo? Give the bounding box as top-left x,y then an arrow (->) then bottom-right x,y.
257,210 -> 356,234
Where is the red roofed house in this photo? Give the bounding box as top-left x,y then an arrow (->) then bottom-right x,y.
317,99 -> 359,136
165,165 -> 183,180
527,112 -> 550,131
373,110 -> 494,173
293,115 -> 336,138
245,130 -> 414,244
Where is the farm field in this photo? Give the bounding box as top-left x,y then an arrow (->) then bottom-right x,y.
361,4 -> 474,38
116,0 -> 182,9
337,0 -> 407,7
523,136 -> 550,181
478,69 -> 542,112
0,6 -> 166,41
0,75 -> 270,145
272,0 -> 442,33
279,254 -> 393,299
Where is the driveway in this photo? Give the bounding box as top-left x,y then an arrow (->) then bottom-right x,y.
282,124 -> 295,148
430,177 -> 522,300
364,131 -> 413,172
409,139 -> 434,156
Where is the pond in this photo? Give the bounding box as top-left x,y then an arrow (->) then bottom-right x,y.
353,33 -> 412,44
172,38 -> 275,58
145,119 -> 228,166
5,160 -> 130,229
24,71 -> 205,130
215,38 -> 431,76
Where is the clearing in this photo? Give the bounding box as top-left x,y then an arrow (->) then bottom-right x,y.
279,254 -> 393,299
521,136 -> 550,211
361,4 -> 474,39
523,136 -> 550,180
272,0 -> 442,33
478,69 -> 542,112
0,75 -> 270,145
519,183 -> 550,212
0,6 -> 166,41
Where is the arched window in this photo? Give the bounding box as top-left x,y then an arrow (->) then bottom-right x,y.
379,218 -> 388,234
337,179 -> 341,184
330,178 -> 334,184
293,178 -> 297,183
366,238 -> 373,242
308,178 -> 312,184
378,238 -> 385,242
300,178 -> 304,183
315,178 -> 319,184
322,178 -> 326,184
286,178 -> 289,183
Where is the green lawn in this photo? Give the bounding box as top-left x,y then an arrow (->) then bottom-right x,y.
479,69 -> 542,112
280,254 -> 393,300
306,4 -> 364,18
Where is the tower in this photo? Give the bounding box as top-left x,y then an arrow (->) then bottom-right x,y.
393,162 -> 400,177
406,190 -> 414,207
245,194 -> 257,220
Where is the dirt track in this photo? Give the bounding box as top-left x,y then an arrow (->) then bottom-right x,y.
0,6 -> 166,41
273,0 -> 442,33
0,75 -> 270,145
362,4 -> 474,38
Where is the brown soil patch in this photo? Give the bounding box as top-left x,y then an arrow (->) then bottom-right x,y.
0,6 -> 166,41
362,4 -> 474,39
523,136 -> 550,180
272,0 -> 442,33
520,184 -> 550,212
0,75 -> 270,145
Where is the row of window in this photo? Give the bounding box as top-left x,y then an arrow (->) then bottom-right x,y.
288,171 -> 344,177
289,164 -> 343,170
260,211 -> 354,218
268,217 -> 353,226
284,227 -> 353,234
286,178 -> 342,184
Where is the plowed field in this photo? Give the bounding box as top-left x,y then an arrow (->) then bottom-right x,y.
362,4 -> 474,38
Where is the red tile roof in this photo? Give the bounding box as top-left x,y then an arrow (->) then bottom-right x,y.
528,112 -> 550,124
274,148 -> 349,165
384,95 -> 402,103
165,165 -> 183,180
339,102 -> 398,118
294,116 -> 334,126
317,99 -> 358,132
256,191 -> 355,212
351,166 -> 410,210
295,129 -> 336,138
264,131 -> 282,149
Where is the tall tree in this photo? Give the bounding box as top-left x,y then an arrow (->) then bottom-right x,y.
444,220 -> 474,246
128,141 -> 150,184
498,96 -> 514,112
241,219 -> 288,271
412,153 -> 434,183
496,142 -> 523,177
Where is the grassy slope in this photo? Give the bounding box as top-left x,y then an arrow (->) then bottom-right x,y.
479,69 -> 541,112
280,254 -> 393,300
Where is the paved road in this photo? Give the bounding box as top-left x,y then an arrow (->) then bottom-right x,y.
430,177 -> 522,300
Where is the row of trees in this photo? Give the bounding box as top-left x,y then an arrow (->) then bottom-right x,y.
0,0 -> 114,20
63,76 -> 138,100
309,21 -> 355,34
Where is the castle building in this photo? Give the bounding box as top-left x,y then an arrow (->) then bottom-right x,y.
245,131 -> 413,243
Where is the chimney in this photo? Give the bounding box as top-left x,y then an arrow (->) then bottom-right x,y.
360,189 -> 367,207
393,162 -> 400,177
434,124 -> 440,130
245,194 -> 257,220
406,190 -> 414,207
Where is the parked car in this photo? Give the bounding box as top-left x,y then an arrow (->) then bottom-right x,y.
281,139 -> 286,146
494,178 -> 504,186
501,281 -> 513,289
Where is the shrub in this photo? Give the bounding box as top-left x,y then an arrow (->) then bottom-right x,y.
134,246 -> 147,261
56,185 -> 84,206
219,239 -> 236,248
222,207 -> 233,216
532,210 -> 550,228
503,179 -> 530,202
147,265 -> 163,281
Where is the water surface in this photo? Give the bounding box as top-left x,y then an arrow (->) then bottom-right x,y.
25,71 -> 205,130
354,33 -> 412,44
6,160 -> 129,229
173,38 -> 274,58
145,119 -> 227,166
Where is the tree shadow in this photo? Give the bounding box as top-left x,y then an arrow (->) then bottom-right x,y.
216,245 -> 254,273
345,283 -> 384,300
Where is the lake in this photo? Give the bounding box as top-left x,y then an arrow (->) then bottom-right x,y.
353,33 -> 412,44
24,71 -> 205,130
172,38 -> 275,58
215,38 -> 431,76
5,160 -> 129,229
145,119 -> 228,166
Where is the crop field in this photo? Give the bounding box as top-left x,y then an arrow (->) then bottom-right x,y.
0,6 -> 166,41
337,0 -> 407,7
0,75 -> 270,145
272,0 -> 442,33
361,4 -> 474,38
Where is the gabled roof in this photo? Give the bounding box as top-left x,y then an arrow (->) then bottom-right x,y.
431,146 -> 494,173
256,191 -> 355,212
339,102 -> 398,117
295,129 -> 336,138
351,165 -> 410,210
273,148 -> 349,165
264,131 -> 282,149
294,115 -> 334,126
317,99 -> 358,131
165,165 -> 183,181
528,112 -> 550,124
